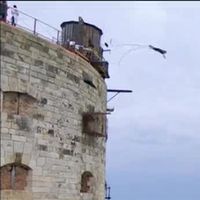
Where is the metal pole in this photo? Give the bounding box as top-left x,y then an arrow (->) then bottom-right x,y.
105,184 -> 111,200
107,89 -> 132,93
57,30 -> 60,44
108,186 -> 111,200
33,18 -> 37,35
11,166 -> 16,189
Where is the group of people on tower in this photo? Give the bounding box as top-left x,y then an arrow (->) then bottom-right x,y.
0,1 -> 19,26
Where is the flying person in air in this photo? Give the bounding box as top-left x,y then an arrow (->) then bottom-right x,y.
149,45 -> 167,59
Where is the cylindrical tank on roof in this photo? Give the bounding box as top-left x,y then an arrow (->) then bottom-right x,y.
60,20 -> 103,59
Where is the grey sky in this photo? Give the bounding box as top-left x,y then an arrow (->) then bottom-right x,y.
8,1 -> 200,200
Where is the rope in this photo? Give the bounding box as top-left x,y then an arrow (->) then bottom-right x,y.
117,44 -> 149,65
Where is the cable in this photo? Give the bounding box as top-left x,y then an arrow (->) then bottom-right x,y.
118,45 -> 149,65
114,43 -> 148,48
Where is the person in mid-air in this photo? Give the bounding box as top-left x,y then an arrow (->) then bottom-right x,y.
149,45 -> 167,59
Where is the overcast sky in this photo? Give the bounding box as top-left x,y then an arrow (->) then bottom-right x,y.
8,1 -> 200,200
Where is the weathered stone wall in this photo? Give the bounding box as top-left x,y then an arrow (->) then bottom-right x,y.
0,22 -> 107,200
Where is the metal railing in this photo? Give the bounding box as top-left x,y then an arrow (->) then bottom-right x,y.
1,5 -> 109,73
6,6 -> 61,45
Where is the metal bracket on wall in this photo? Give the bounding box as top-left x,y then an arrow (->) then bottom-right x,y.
107,89 -> 132,102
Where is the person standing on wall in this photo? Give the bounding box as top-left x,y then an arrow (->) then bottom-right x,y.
0,1 -> 8,22
11,5 -> 18,26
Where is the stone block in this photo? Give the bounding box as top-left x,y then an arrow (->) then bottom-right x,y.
23,143 -> 33,154
32,167 -> 43,176
36,157 -> 46,166
22,153 -> 31,165
12,135 -> 26,142
2,140 -> 13,153
32,186 -> 50,193
14,141 -> 24,153
4,152 -> 15,163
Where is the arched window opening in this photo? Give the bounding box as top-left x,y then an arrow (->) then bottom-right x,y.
80,171 -> 94,193
0,163 -> 31,190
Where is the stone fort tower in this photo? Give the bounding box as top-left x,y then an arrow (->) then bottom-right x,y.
0,16 -> 109,200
